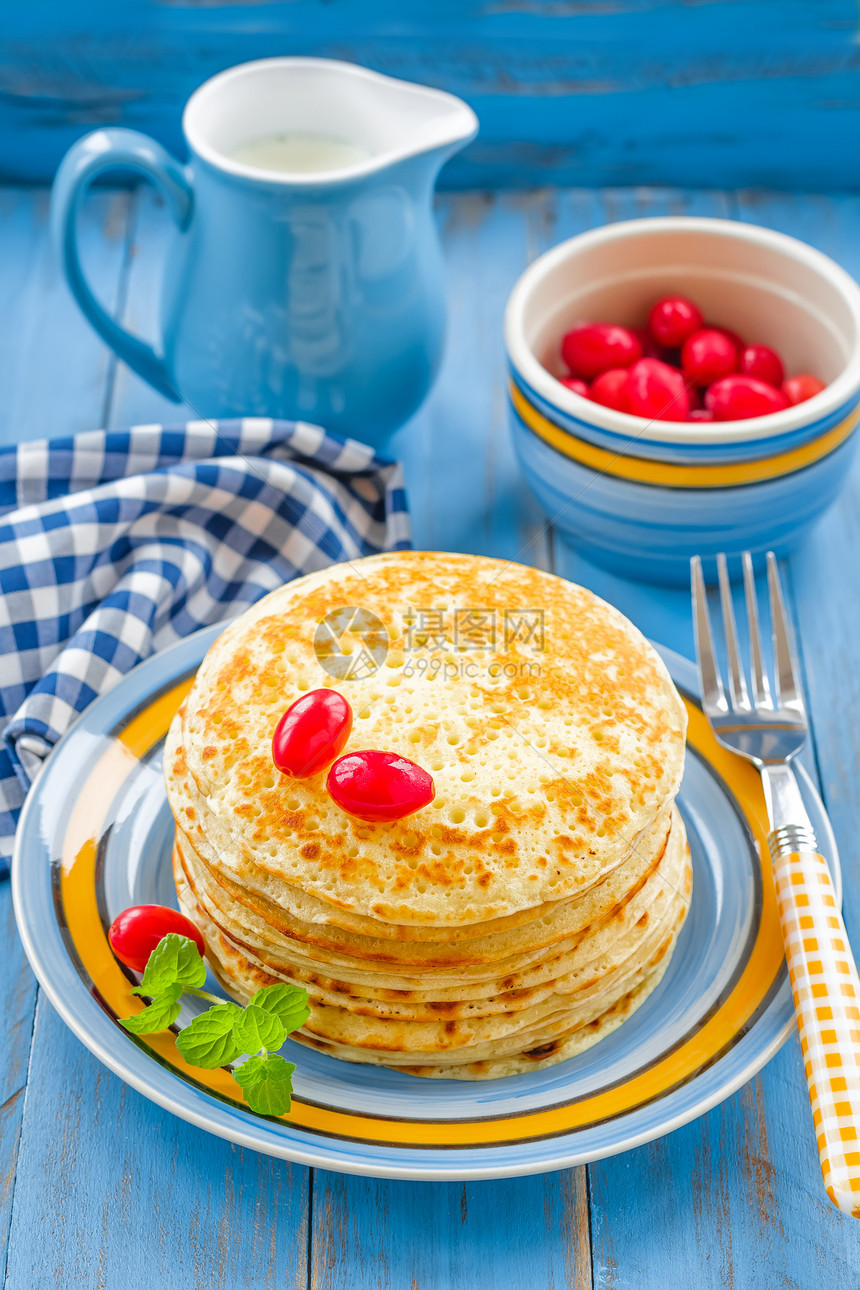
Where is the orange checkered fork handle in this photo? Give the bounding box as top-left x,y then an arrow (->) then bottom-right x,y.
772,836 -> 860,1218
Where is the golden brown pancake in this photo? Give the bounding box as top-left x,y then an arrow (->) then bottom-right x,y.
165,552 -> 690,1078
171,551 -> 687,926
173,807 -> 687,1016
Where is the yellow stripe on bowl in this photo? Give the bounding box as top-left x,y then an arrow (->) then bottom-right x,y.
511,381 -> 860,490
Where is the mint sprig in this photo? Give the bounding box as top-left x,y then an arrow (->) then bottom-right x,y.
133,933 -> 207,995
121,984 -> 183,1035
249,983 -> 311,1034
234,1053 -> 297,1116
119,934 -> 309,1117
175,1003 -> 245,1068
233,1003 -> 287,1054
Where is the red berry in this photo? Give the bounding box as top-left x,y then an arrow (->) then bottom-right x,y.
560,324 -> 642,380
648,296 -> 703,347
687,409 -> 714,422
782,374 -> 826,406
706,375 -> 790,421
109,905 -> 206,973
711,326 -> 746,351
681,329 -> 738,386
589,368 -> 630,412
273,689 -> 352,777
626,358 -> 690,422
560,377 -> 589,398
740,344 -> 785,387
327,750 -> 435,823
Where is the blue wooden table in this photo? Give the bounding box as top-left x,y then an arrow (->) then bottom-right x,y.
2,182 -> 860,1288
4,1 -> 860,193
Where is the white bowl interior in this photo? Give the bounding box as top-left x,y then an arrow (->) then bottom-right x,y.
531,225 -> 856,381
522,224 -> 859,398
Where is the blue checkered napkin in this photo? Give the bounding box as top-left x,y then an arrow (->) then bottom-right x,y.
0,417 -> 411,876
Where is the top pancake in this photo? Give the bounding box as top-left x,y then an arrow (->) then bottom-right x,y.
171,552 -> 686,925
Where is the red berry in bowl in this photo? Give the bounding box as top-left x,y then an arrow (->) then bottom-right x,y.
681,329 -> 738,386
712,326 -> 746,351
782,374 -> 826,406
561,324 -> 642,380
109,905 -> 206,973
273,689 -> 352,777
626,358 -> 690,422
590,368 -> 631,412
706,375 -> 789,421
740,344 -> 785,387
648,296 -> 703,347
327,750 -> 435,823
560,376 -> 589,397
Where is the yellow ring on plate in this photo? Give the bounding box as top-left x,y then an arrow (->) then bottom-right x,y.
511,380 -> 860,490
60,680 -> 781,1148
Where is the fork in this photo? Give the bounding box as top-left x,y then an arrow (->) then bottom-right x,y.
692,550 -> 860,1218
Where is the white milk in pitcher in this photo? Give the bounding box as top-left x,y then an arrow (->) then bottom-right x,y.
228,132 -> 373,174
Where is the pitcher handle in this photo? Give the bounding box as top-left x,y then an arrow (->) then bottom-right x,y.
51,128 -> 193,401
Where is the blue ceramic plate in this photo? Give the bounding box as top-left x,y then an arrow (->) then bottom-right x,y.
12,627 -> 838,1180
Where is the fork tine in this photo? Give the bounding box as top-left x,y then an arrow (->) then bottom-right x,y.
717,553 -> 750,710
767,552 -> 804,712
691,556 -> 727,714
742,551 -> 772,709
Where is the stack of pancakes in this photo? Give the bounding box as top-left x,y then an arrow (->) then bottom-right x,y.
165,552 -> 690,1079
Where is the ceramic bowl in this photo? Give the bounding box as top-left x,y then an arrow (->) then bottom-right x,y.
504,217 -> 860,583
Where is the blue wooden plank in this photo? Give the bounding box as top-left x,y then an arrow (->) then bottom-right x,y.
0,187 -> 131,446
0,183 -> 131,1278
312,1167 -> 591,1290
3,996 -> 310,1290
589,1067 -> 860,1289
396,190 -> 551,568
0,883 -> 37,1276
2,1 -> 860,191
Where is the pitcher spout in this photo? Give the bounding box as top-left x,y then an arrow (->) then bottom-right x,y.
183,57 -> 477,187
376,79 -> 479,172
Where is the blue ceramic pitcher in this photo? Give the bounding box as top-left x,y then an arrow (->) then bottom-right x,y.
51,59 -> 478,446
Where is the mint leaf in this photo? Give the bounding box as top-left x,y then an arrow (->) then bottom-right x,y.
175,1003 -> 244,1068
233,1004 -> 287,1054
134,933 -> 206,995
120,984 -> 182,1035
250,984 -> 310,1036
233,1053 -> 296,1116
